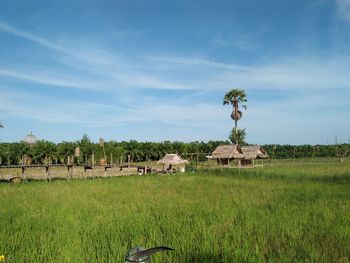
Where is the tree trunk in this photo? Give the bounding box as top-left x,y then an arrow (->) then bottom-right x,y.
235,119 -> 238,142
234,100 -> 238,144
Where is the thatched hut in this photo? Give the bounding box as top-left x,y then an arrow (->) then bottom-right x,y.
157,154 -> 188,173
210,144 -> 268,167
240,146 -> 268,166
210,144 -> 244,166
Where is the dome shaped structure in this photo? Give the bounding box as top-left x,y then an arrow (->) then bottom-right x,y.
23,132 -> 37,145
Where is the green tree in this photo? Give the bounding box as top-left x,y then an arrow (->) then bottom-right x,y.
57,141 -> 76,163
173,141 -> 185,155
229,128 -> 247,145
31,140 -> 58,164
78,134 -> 94,164
223,89 -> 247,144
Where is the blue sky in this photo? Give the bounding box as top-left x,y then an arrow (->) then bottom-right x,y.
1,0 -> 350,145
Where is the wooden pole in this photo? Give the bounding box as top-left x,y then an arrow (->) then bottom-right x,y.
128,155 -> 130,168
22,166 -> 26,182
67,156 -> 70,181
46,165 -> 50,182
103,144 -> 106,162
49,157 -> 52,181
45,156 -> 48,181
84,165 -> 87,180
45,157 -> 51,182
22,155 -> 27,182
67,164 -> 73,180
92,153 -> 95,179
71,156 -> 74,178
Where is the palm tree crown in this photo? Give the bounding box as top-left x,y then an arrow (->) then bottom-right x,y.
223,89 -> 247,109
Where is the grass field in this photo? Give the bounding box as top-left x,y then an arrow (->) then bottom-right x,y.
1,160 -> 350,262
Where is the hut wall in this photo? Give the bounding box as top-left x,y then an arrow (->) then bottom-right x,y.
241,159 -> 253,166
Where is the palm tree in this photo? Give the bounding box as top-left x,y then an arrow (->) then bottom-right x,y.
223,89 -> 247,144
229,128 -> 247,145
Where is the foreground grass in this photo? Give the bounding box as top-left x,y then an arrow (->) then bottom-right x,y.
0,162 -> 350,262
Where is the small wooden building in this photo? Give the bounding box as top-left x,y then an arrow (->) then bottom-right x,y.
210,144 -> 268,167
210,144 -> 244,166
157,154 -> 188,173
240,146 -> 268,166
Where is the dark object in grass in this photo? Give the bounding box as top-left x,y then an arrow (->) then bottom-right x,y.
124,246 -> 174,263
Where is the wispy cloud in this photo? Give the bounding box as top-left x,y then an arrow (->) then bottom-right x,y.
220,58 -> 350,90
0,89 -> 224,126
147,55 -> 350,91
0,90 -> 135,125
335,0 -> 350,23
0,22 -> 64,51
0,68 -> 98,90
213,36 -> 260,51
146,55 -> 250,71
1,63 -> 349,144
0,21 -> 195,91
1,18 -> 350,143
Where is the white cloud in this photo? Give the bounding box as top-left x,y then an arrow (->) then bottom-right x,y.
1,22 -> 350,144
0,22 -> 64,51
10,21 -> 348,94
213,36 -> 260,51
221,59 -> 350,90
0,90 -> 134,125
116,73 -> 194,90
147,55 -> 350,91
146,55 -> 250,71
0,90 -> 224,127
336,0 -> 350,22
0,68 -> 98,90
0,21 -> 194,91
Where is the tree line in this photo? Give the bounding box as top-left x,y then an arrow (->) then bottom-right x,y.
0,134 -> 348,165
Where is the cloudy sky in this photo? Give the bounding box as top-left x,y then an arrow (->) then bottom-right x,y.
1,0 -> 350,144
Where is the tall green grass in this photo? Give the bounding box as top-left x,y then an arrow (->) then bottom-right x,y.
1,162 -> 350,262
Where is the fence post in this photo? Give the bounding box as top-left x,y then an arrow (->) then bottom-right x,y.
92,153 -> 95,179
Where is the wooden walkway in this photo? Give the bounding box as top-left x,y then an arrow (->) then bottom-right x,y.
0,164 -> 71,169
0,163 -> 162,183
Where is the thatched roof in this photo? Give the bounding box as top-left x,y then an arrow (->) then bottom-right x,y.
210,145 -> 268,160
157,154 -> 188,165
210,144 -> 244,159
241,146 -> 268,159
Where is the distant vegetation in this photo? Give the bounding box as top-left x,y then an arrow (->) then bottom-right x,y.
0,134 -> 349,165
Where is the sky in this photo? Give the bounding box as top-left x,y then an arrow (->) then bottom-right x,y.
0,0 -> 350,145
